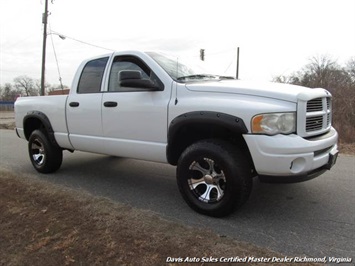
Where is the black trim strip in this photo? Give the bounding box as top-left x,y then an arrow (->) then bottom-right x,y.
169,111 -> 248,137
23,111 -> 59,148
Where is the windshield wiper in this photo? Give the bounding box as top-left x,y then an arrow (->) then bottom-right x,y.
177,74 -> 218,81
218,75 -> 235,80
177,74 -> 235,81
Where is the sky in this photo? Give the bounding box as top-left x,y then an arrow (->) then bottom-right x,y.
0,0 -> 354,87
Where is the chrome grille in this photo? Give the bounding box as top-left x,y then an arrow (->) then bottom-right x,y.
305,97 -> 332,134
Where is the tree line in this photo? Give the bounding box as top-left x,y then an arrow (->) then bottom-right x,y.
273,56 -> 355,144
0,76 -> 68,101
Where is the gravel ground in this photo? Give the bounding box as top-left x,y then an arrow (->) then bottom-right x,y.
0,111 -> 15,130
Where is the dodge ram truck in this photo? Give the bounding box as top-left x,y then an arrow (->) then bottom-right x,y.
15,51 -> 339,217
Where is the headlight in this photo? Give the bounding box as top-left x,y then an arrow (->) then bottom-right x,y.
252,112 -> 296,135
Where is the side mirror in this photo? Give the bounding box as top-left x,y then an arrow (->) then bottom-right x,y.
118,70 -> 161,90
120,79 -> 160,90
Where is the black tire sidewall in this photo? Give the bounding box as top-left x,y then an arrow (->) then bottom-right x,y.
28,130 -> 62,173
177,140 -> 252,217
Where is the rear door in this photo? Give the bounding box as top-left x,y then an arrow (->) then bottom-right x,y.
66,56 -> 109,153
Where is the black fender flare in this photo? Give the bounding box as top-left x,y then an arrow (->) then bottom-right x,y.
167,111 -> 248,165
23,111 -> 59,148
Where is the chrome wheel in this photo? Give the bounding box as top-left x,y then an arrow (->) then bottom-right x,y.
28,130 -> 63,173
177,139 -> 253,217
30,138 -> 46,166
188,158 -> 226,203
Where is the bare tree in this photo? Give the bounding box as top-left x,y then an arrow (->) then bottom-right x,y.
346,57 -> 355,82
14,75 -> 39,96
1,76 -> 69,98
273,55 -> 355,144
34,79 -> 52,95
272,75 -> 299,84
1,83 -> 22,101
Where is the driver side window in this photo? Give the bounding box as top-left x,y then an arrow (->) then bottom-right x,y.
108,56 -> 162,92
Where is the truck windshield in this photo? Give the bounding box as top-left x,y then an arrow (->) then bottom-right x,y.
147,52 -> 235,83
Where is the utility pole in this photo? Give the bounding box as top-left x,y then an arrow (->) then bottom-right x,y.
236,47 -> 240,79
40,0 -> 49,96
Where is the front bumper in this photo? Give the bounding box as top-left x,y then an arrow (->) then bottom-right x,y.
243,127 -> 338,183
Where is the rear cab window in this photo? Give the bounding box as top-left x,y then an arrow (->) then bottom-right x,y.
77,57 -> 109,93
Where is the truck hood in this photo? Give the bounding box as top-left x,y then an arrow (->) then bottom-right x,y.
185,80 -> 326,102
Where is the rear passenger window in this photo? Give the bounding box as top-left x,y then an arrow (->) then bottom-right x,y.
77,57 -> 109,93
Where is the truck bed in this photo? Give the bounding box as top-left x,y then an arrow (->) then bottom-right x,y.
15,95 -> 71,149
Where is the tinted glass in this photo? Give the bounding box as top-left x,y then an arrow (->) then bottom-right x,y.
147,52 -> 195,80
78,57 -> 109,93
108,56 -> 157,92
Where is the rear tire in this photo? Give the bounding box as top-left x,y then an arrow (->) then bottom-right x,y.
177,139 -> 253,217
28,130 -> 63,173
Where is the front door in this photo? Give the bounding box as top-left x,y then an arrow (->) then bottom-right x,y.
101,55 -> 170,162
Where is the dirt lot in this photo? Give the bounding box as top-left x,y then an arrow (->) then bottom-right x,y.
0,168 -> 321,266
0,111 -> 15,130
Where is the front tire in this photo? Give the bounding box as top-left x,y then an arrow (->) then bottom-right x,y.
177,139 -> 253,217
28,130 -> 63,173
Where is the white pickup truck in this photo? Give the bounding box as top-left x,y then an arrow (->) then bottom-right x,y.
15,51 -> 338,217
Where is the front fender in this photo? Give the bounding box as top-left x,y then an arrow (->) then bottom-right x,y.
167,111 -> 248,165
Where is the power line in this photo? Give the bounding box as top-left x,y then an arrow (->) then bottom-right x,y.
207,48 -> 235,56
50,30 -> 115,52
1,34 -> 35,50
48,23 -> 64,90
223,54 -> 237,74
0,69 -> 39,74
